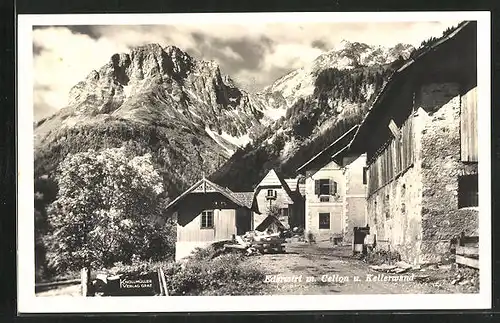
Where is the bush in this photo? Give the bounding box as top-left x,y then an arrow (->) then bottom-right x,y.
163,252 -> 265,296
186,240 -> 233,261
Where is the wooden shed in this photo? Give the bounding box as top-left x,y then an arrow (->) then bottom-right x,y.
166,177 -> 257,261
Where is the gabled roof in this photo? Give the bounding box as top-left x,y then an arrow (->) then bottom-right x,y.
255,169 -> 295,204
255,215 -> 287,232
165,177 -> 253,211
233,192 -> 256,209
296,125 -> 359,174
349,21 -> 476,153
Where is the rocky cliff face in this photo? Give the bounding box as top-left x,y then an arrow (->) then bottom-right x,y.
34,40 -> 415,197
35,44 -> 280,157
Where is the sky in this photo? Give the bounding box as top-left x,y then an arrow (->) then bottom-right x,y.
32,20 -> 462,121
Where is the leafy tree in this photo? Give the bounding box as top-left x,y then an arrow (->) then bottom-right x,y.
34,175 -> 58,281
45,147 -> 173,274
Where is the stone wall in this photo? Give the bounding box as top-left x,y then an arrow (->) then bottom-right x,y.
366,104 -> 426,264
418,82 -> 479,263
366,82 -> 479,265
366,163 -> 423,264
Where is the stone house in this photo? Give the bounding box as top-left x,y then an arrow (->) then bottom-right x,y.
297,125 -> 368,244
349,21 -> 478,264
165,177 -> 257,261
252,169 -> 305,231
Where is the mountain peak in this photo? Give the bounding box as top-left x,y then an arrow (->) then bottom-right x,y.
264,41 -> 415,106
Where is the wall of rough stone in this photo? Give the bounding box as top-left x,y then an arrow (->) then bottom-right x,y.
417,82 -> 479,263
366,163 -> 424,264
366,106 -> 427,264
366,82 -> 479,265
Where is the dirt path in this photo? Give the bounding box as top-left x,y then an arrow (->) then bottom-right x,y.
248,241 -> 474,295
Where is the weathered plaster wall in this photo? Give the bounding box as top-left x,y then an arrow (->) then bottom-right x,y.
344,154 -> 368,243
305,161 -> 345,242
367,82 -> 479,265
366,108 -> 425,264
366,161 -> 423,264
418,82 -> 479,263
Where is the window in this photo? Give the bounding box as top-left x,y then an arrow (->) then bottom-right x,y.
315,179 -> 337,196
458,174 -> 478,208
281,208 -> 289,218
319,213 -> 330,229
200,210 -> 214,229
319,179 -> 330,195
363,167 -> 368,185
266,189 -> 277,200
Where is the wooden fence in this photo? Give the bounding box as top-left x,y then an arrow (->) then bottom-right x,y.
455,235 -> 479,269
367,117 -> 415,196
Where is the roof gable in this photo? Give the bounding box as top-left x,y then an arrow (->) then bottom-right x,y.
166,178 -> 252,211
255,215 -> 286,232
256,169 -> 282,187
256,169 -> 295,204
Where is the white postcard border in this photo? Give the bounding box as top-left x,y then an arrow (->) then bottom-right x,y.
17,11 -> 491,313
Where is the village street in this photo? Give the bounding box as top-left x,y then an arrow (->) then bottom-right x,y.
248,241 -> 474,295
36,240 -> 477,297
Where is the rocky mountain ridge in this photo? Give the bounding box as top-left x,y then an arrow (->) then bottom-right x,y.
34,40 -> 415,197
262,41 -> 415,108
37,44 -> 283,156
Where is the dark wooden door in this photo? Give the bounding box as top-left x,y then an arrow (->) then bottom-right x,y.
236,209 -> 252,235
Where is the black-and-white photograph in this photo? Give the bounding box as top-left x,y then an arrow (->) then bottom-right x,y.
17,12 -> 491,312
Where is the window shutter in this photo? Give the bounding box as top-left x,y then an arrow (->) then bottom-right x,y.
330,180 -> 337,195
314,180 -> 320,195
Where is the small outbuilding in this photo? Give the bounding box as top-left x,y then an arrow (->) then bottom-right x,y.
165,177 -> 258,261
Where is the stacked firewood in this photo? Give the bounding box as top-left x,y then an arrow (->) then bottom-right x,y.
223,231 -> 286,255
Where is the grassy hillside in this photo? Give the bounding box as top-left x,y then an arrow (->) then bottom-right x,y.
34,117 -> 227,200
